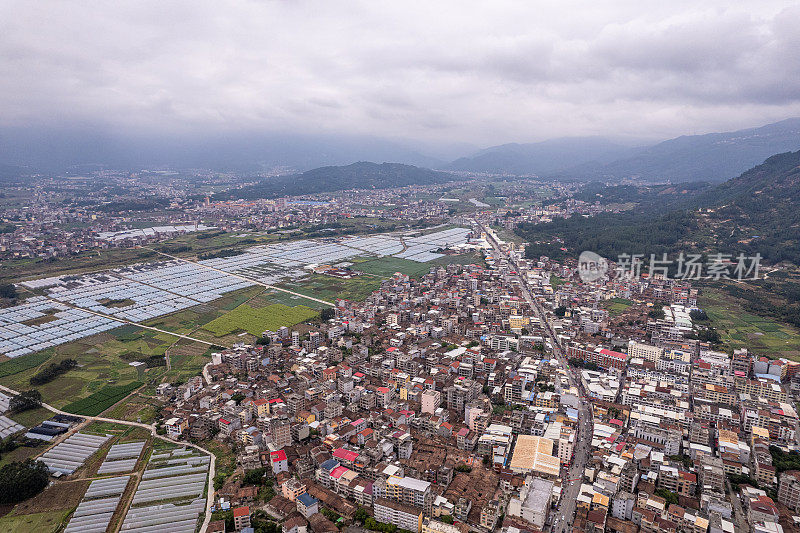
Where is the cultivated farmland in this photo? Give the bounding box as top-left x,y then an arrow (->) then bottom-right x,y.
202,303 -> 318,337
62,382 -> 143,416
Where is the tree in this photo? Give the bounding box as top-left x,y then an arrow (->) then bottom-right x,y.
9,390 -> 42,413
242,467 -> 268,486
231,392 -> 245,405
554,306 -> 566,317
0,459 -> 50,504
648,308 -> 666,320
320,307 -> 336,321
354,506 -> 370,524
654,488 -> 679,505
0,284 -> 16,300
211,510 -> 234,532
29,359 -> 78,386
440,515 -> 454,524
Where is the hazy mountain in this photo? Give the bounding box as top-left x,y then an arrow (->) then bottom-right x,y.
0,162 -> 26,183
0,128 -> 447,175
582,118 -> 800,183
448,137 -> 637,175
449,118 -> 800,183
218,161 -> 457,199
517,149 -> 800,265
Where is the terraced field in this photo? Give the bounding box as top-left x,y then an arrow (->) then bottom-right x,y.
700,287 -> 800,359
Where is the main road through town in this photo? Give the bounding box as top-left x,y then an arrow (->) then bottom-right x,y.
475,220 -> 593,533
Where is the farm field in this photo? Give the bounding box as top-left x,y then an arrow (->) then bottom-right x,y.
62,381 -> 143,416
8,406 -> 51,428
699,287 -> 800,360
259,289 -> 331,310
0,350 -> 52,378
351,256 -> 431,278
0,510 -> 72,533
428,250 -> 486,269
490,225 -> 525,245
278,274 -> 382,302
203,303 -> 318,336
0,439 -> 48,468
141,304 -> 223,336
0,316 -> 222,408
103,392 -> 163,423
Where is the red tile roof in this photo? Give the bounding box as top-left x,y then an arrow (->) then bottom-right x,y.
332,448 -> 359,462
271,450 -> 287,462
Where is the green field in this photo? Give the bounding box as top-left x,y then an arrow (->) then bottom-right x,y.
428,251 -> 486,269
0,510 -> 71,533
62,381 -> 143,416
604,297 -> 633,317
699,287 -> 800,359
279,274 -> 383,302
202,303 -> 318,337
259,289 -> 331,310
352,256 -> 432,278
0,326 -> 202,408
8,406 -> 51,428
0,350 -> 52,378
490,225 -> 525,245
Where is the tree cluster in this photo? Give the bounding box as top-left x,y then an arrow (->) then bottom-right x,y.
770,445 -> 800,473
568,358 -> 599,371
0,283 -> 16,300
198,249 -> 245,260
0,459 -> 50,504
9,389 -> 42,413
30,359 -> 77,385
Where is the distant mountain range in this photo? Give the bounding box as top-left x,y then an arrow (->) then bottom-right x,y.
2,118 -> 800,185
516,149 -> 800,265
0,128 -> 449,175
448,137 -> 637,176
452,118 -> 800,183
216,161 -> 456,200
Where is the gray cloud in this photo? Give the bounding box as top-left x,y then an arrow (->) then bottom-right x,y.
1,0 -> 800,146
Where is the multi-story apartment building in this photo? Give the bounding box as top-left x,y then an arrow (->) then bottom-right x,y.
421,389 -> 440,415
778,471 -> 800,512
384,475 -> 433,514
374,498 -> 423,532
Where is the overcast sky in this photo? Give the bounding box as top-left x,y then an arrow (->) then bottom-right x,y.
2,1 -> 800,147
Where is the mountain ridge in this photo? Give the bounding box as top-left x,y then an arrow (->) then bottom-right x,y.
516,149 -> 800,265
216,161 -> 457,200
453,118 -> 800,183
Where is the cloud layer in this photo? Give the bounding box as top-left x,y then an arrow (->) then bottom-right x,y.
2,1 -> 800,146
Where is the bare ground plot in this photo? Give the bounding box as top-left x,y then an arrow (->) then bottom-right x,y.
9,479 -> 89,516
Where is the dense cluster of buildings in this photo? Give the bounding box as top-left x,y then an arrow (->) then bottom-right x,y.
148,222 -> 800,533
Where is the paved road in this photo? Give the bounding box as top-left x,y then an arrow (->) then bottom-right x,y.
476,221 -> 593,533
0,383 -> 217,533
